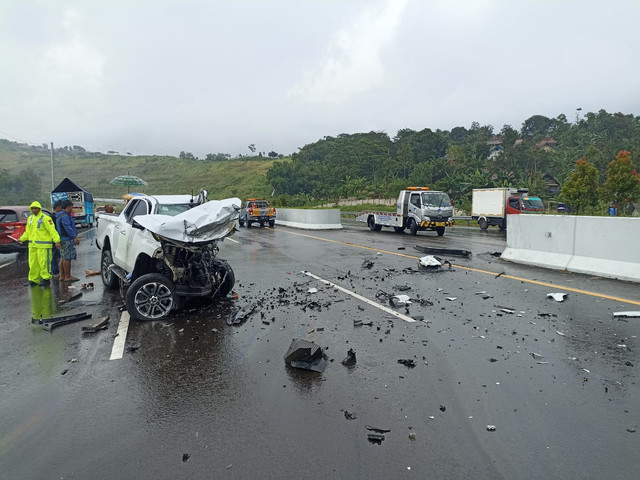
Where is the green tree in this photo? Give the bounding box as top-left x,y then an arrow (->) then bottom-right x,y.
560,158 -> 600,214
600,150 -> 640,215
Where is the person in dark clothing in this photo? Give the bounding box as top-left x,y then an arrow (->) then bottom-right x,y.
56,200 -> 80,282
51,201 -> 62,278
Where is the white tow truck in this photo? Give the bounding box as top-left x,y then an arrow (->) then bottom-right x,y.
95,190 -> 241,321
356,187 -> 454,236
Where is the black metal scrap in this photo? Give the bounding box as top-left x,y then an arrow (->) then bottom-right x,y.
32,312 -> 93,332
413,245 -> 471,258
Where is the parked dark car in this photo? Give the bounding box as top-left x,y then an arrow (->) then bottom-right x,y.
0,206 -> 53,253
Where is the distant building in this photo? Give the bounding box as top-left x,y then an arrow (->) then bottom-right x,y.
543,173 -> 560,194
534,137 -> 558,152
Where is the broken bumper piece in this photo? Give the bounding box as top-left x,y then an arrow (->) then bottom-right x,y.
284,339 -> 327,372
32,312 -> 92,331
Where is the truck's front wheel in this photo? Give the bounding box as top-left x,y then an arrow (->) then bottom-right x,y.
409,219 -> 418,236
125,273 -> 176,321
101,249 -> 119,290
436,227 -> 445,236
367,215 -> 382,232
212,260 -> 235,298
478,218 -> 488,230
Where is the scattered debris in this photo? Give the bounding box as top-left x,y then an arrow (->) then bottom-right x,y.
82,316 -> 110,333
393,284 -> 412,292
366,425 -> 391,433
446,297 -> 457,301
284,339 -> 327,372
613,311 -> 640,318
490,252 -> 502,257
390,294 -> 412,307
80,283 -> 94,290
32,312 -> 92,332
439,405 -> 446,412
409,432 -> 416,440
127,343 -> 141,352
495,272 -> 505,278
227,304 -> 257,326
342,348 -> 357,366
61,369 -> 68,375
417,255 -> 448,269
397,359 -> 416,368
547,292 -> 568,302
530,352 -> 544,360
353,319 -> 373,327
414,245 -> 471,258
362,259 -> 374,269
84,270 -> 100,276
556,331 -> 566,336
344,410 -> 358,420
367,433 -> 385,444
182,453 -> 190,462
486,425 -> 496,431
307,287 -> 318,294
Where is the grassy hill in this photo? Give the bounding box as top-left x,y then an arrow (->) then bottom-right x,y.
0,140 -> 280,205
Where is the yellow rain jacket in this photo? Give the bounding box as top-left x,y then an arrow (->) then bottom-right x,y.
19,201 -> 61,248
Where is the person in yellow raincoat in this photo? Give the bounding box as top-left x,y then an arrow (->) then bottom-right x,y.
19,201 -> 61,286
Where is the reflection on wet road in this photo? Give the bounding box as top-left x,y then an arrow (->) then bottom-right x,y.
1,223 -> 639,479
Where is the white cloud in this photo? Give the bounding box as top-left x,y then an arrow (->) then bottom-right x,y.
288,0 -> 408,104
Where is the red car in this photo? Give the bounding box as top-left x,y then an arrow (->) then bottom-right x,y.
0,206 -> 53,254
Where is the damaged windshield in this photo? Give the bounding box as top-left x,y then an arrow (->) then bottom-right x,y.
155,204 -> 194,216
421,192 -> 452,208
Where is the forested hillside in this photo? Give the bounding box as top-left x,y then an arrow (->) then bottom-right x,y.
268,109 -> 640,213
2,109 -> 639,214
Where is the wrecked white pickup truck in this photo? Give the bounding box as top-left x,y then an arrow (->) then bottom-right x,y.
95,191 -> 240,321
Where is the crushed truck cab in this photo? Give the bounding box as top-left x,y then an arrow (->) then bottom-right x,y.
356,187 -> 454,236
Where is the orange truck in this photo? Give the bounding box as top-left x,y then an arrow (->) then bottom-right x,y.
239,198 -> 276,228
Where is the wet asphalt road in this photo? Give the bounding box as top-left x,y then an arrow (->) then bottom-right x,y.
1,223 -> 639,479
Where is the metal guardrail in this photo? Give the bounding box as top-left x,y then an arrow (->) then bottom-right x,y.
340,212 -> 475,226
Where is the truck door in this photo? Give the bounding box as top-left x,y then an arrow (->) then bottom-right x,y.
114,199 -> 149,268
408,193 -> 422,221
506,197 -> 521,215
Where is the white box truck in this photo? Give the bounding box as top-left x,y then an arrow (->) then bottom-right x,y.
471,188 -> 544,230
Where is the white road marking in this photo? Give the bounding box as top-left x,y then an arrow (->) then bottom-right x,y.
109,311 -> 130,360
225,237 -> 239,244
0,260 -> 16,269
303,271 -> 417,323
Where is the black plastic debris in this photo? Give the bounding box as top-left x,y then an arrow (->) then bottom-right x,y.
397,359 -> 416,368
361,259 -> 374,269
367,433 -> 385,444
414,245 -> 471,258
284,339 -> 327,372
227,304 -> 257,325
59,292 -> 83,305
182,453 -> 190,462
439,405 -> 446,412
393,284 -> 412,292
344,410 -> 357,420
366,425 -> 391,433
342,348 -> 357,366
353,319 -> 373,327
32,312 -> 92,332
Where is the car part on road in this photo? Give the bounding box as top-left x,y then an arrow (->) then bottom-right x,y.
547,292 -> 568,302
32,312 -> 92,331
613,311 -> 640,318
284,338 -> 327,372
341,348 -> 356,366
413,245 -> 471,258
82,315 -> 110,332
397,359 -> 416,368
227,304 -> 257,325
367,434 -> 385,444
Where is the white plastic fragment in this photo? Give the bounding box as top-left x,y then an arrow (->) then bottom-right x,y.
613,311 -> 640,318
391,294 -> 412,306
307,287 -> 318,294
547,293 -> 568,302
556,331 -> 565,336
486,425 -> 496,431
446,297 -> 457,301
418,255 -> 442,267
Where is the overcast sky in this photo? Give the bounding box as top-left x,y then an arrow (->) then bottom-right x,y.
1,0 -> 639,158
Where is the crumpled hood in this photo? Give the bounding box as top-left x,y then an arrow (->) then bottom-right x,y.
135,197 -> 241,244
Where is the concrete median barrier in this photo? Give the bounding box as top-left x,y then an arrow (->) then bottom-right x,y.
276,208 -> 343,230
502,215 -> 640,283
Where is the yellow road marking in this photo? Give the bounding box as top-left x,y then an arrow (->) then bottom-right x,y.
279,229 -> 640,306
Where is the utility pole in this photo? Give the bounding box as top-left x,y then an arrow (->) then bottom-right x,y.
50,142 -> 55,189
